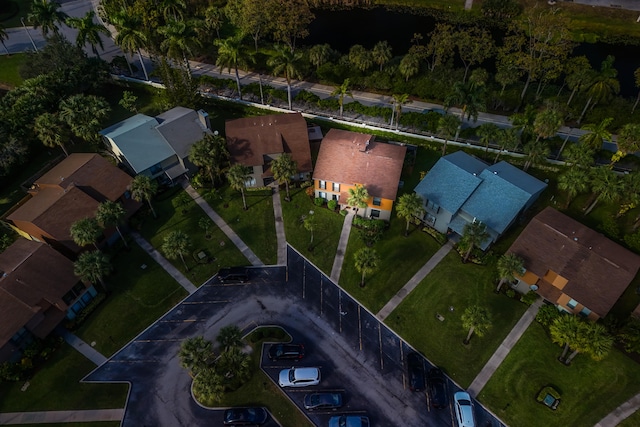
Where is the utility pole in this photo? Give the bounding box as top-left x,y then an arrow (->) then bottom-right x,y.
21,17 -> 38,52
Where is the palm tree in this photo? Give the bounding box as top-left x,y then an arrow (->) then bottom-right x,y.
612,123 -> 640,167
70,217 -> 103,250
216,325 -> 243,352
564,322 -> 612,364
348,44 -> 372,72
476,123 -> 501,154
437,114 -> 461,156
563,143 -> 594,169
522,140 -> 550,172
395,193 -> 425,236
304,214 -> 315,247
494,127 -> 520,163
74,250 -> 112,292
270,153 -> 298,201
509,105 -> 537,144
558,168 -> 589,209
354,247 -> 380,288
331,79 -> 353,118
398,53 -> 420,82
578,56 -> 620,124
59,94 -> 111,143
178,336 -> 214,376
584,167 -> 623,215
461,305 -> 492,345
162,230 -> 192,271
34,112 -> 69,156
267,44 -> 305,110
391,93 -> 411,130
459,221 -> 489,263
198,217 -> 213,239
372,40 -> 392,71
346,184 -> 369,216
159,19 -> 201,76
189,134 -> 230,186
633,67 -> 640,114
579,118 -> 613,151
96,201 -> 128,248
550,314 -> 582,362
0,24 -> 10,55
193,368 -> 224,402
533,107 -> 563,143
112,11 -> 150,81
65,11 -> 110,57
214,35 -> 252,100
130,175 -> 159,218
227,164 -> 252,210
495,253 -> 525,292
308,44 -> 332,69
161,0 -> 187,21
217,346 -> 251,383
28,0 -> 69,37
445,80 -> 485,140
618,318 -> 640,354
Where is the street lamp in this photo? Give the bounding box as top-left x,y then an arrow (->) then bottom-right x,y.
20,17 -> 38,52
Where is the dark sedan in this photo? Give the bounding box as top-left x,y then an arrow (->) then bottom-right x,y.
407,352 -> 425,392
427,368 -> 449,409
223,407 -> 268,425
303,392 -> 343,410
267,343 -> 305,361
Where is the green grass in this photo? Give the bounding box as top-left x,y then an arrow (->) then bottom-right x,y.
280,187 -> 344,275
0,53 -> 25,87
0,343 -> 127,412
386,251 -> 528,387
137,186 -> 249,285
479,322 -> 640,426
199,185 -> 277,265
618,408 -> 640,427
75,242 -> 188,356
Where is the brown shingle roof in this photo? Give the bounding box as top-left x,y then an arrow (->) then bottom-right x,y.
225,113 -> 312,173
312,129 -> 407,201
508,207 -> 640,318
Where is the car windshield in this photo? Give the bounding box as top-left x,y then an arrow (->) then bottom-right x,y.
289,369 -> 296,382
458,399 -> 471,406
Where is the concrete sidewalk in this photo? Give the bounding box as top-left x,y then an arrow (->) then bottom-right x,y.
376,241 -> 454,321
131,232 -> 197,293
467,298 -> 543,397
0,409 -> 124,425
330,209 -> 355,283
271,184 -> 287,265
594,393 -> 640,427
182,182 -> 263,267
56,327 -> 107,366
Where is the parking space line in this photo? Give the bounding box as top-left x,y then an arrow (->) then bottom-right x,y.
320,278 -> 323,316
158,319 -> 201,323
302,262 -> 306,299
358,305 -> 362,351
181,300 -> 229,304
378,323 -> 384,371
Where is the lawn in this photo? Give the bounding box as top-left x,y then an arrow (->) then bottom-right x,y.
137,186 -> 249,285
619,409 -> 640,427
199,185 -> 277,265
75,242 -> 188,357
280,186 -> 345,275
0,53 -> 25,87
0,343 -> 127,412
385,251 -> 528,387
479,322 -> 640,427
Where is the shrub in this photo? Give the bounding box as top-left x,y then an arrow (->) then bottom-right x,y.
536,304 -> 561,327
327,199 -> 338,211
340,209 -> 348,216
305,186 -> 315,197
314,197 -> 325,207
520,291 -> 539,305
65,292 -> 107,330
505,289 -> 516,298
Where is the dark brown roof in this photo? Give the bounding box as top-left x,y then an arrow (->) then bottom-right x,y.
0,240 -> 79,348
508,207 -> 640,318
312,129 -> 407,201
225,113 -> 312,173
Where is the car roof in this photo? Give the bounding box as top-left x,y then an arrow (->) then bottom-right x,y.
293,367 -> 319,377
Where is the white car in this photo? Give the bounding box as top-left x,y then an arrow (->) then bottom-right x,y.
453,391 -> 476,427
278,367 -> 320,387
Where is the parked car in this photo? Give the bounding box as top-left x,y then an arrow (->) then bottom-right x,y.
303,392 -> 343,410
427,368 -> 448,409
453,391 -> 476,427
278,366 -> 321,387
218,267 -> 249,283
268,343 -> 305,361
223,407 -> 268,425
406,352 -> 425,392
328,415 -> 370,427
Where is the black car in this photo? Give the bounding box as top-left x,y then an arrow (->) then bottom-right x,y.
268,343 -> 305,361
407,352 -> 425,392
218,267 -> 249,283
223,407 -> 268,425
427,368 -> 449,409
303,392 -> 343,410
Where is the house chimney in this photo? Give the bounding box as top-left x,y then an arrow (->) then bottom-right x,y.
197,109 -> 211,130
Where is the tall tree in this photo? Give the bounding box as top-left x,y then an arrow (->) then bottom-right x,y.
455,27 -> 494,83
130,175 -> 159,218
28,0 -> 69,37
346,184 -> 369,216
70,217 -> 103,250
354,247 -> 380,288
437,114 -> 461,156
398,52 -> 420,82
583,167 -> 623,215
267,44 -> 305,110
308,44 -> 333,70
476,123 -> 501,154
160,0 -> 186,21
74,250 -> 112,292
558,168 -> 589,209
331,79 -> 353,118
425,23 -> 456,72
395,193 -> 425,237
214,35 -> 252,100
372,40 -> 392,72
459,221 -> 489,263
445,80 -> 485,140
550,314 -> 582,362
565,322 -> 612,364
202,5 -> 223,40
159,18 -> 201,77
179,336 -> 214,376
522,140 -> 550,172
112,11 -> 150,81
579,118 -> 613,152
495,253 -> 524,292
96,201 -> 128,248
509,105 -> 537,144
611,123 -> 640,167
225,0 -> 267,52
227,164 -> 252,210
65,11 -> 110,57
578,56 -> 619,124
494,127 -> 520,163
162,230 -> 191,271
348,44 -> 373,72
461,306 -> 492,345
192,368 -> 224,402
304,214 -> 315,246
34,112 -> 70,156
264,0 -> 313,53
563,56 -> 593,106
618,318 -> 640,354
217,346 -> 251,384
563,143 -> 594,169
216,325 -> 244,352
633,67 -> 640,113
270,153 -> 297,201
59,94 -> 111,143
533,106 -> 563,143
391,93 -> 411,130
189,134 -> 229,186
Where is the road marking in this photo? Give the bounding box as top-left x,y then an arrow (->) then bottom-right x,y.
181,300 -> 229,304
320,278 -> 323,316
358,305 -> 362,351
302,262 -> 306,299
378,322 -> 384,371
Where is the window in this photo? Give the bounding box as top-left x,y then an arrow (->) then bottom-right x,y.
371,209 -> 380,218
244,177 -> 256,187
319,180 -> 326,189
332,194 -> 339,201
567,299 -> 578,309
333,183 -> 340,192
373,197 -> 382,206
579,307 -> 591,317
426,199 -> 440,213
319,192 -> 326,200
425,213 -> 436,227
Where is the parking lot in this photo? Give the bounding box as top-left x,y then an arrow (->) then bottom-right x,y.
84,246 -> 504,427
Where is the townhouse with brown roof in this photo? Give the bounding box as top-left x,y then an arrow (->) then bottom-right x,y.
3,153 -> 138,258
312,129 -> 407,221
0,239 -> 98,362
225,113 -> 313,187
508,207 -> 640,321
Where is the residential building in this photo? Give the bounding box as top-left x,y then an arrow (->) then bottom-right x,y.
509,207 -> 640,320
225,113 -> 313,187
414,151 -> 547,248
3,153 -> 137,258
312,129 -> 407,220
100,106 -> 211,183
0,239 -> 98,362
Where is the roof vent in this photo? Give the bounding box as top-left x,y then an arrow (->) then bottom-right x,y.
472,173 -> 476,176
573,237 -> 578,241
493,171 -> 498,175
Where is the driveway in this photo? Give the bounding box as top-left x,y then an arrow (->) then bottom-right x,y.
84,246 -> 503,427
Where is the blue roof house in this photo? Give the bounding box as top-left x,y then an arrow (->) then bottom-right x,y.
100,107 -> 212,183
414,151 -> 547,249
